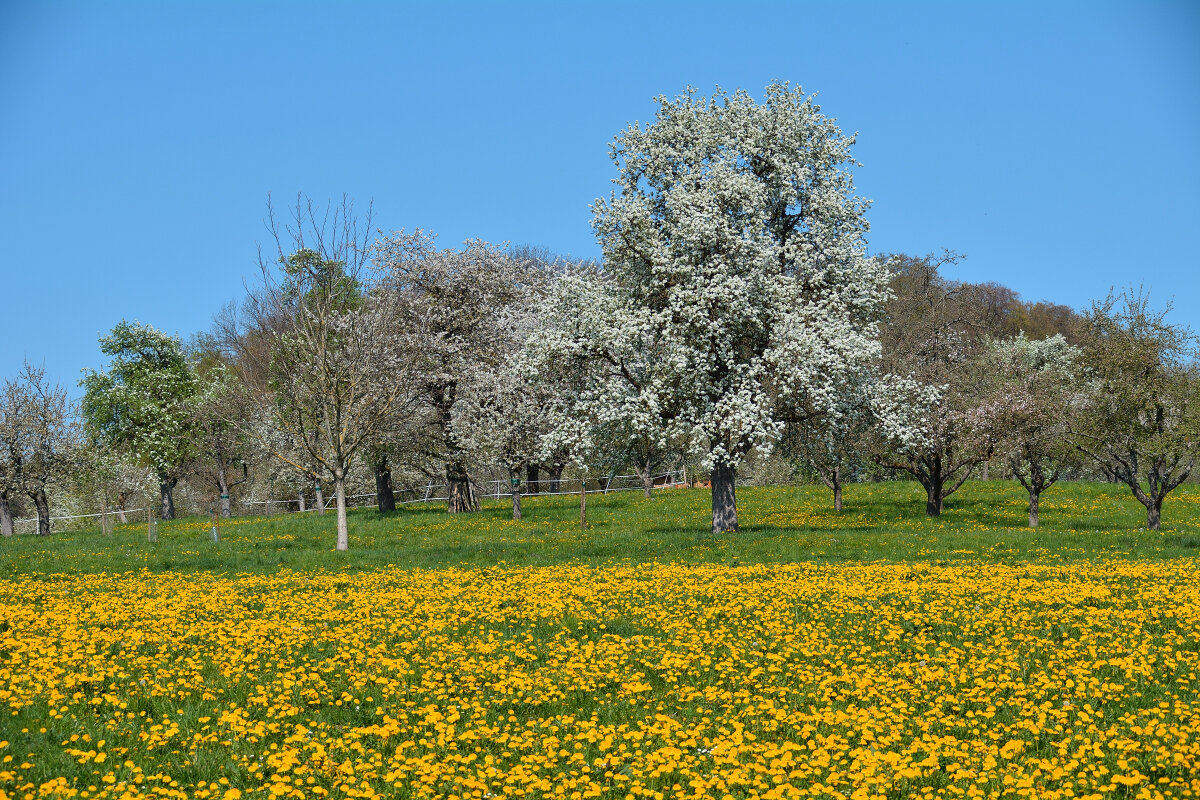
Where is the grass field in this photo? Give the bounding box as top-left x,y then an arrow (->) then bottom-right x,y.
1,480 -> 1198,799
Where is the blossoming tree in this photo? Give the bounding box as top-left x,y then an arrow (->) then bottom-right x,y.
591,82 -> 889,532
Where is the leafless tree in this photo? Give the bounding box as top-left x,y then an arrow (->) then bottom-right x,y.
234,195 -> 427,550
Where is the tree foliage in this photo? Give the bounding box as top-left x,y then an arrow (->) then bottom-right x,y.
80,321 -> 197,520
1074,291 -> 1199,529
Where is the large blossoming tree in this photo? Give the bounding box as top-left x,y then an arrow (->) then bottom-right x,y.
591,82 -> 889,532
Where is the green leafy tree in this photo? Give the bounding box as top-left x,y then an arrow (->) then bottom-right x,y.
81,321 -> 198,520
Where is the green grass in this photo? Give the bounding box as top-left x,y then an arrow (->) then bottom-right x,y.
4,479 -> 1198,577
2,480 -> 1198,799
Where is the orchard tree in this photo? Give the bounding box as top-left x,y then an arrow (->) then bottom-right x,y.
781,390 -> 875,511
528,272 -> 675,500
11,365 -> 76,535
0,373 -> 32,536
72,443 -> 155,529
243,196 -> 427,551
873,253 -> 998,516
81,321 -> 197,519
190,359 -> 250,518
592,82 -> 889,532
1074,292 -> 1199,530
981,334 -> 1083,527
375,231 -> 541,513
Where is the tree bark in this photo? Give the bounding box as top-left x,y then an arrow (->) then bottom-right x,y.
335,478 -> 349,551
375,456 -> 396,512
116,491 -> 128,523
159,477 -> 177,521
637,463 -> 654,499
1028,491 -> 1039,528
297,490 -> 307,512
446,460 -> 479,513
924,470 -> 944,517
710,463 -> 738,533
32,486 -> 50,536
1147,498 -> 1162,531
0,490 -> 13,537
982,461 -> 990,481
827,466 -> 843,511
545,456 -> 566,493
314,483 -> 325,515
525,463 -> 540,495
510,468 -> 522,521
216,461 -> 232,518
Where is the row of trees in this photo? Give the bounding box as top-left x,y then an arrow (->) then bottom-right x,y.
2,82 -> 1196,544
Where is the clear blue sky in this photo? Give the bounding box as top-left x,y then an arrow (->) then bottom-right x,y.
2,0 -> 1198,391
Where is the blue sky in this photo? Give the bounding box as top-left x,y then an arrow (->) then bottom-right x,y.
2,1 -> 1198,391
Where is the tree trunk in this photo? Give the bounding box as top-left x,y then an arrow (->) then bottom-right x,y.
1028,491 -> 1039,528
510,468 -> 522,521
297,490 -> 307,512
446,460 -> 479,513
0,490 -> 13,537
710,463 -> 738,533
831,466 -> 843,511
116,491 -> 128,523
526,463 -> 540,495
982,461 -> 990,481
102,493 -> 110,536
216,461 -> 232,518
638,464 -> 654,499
159,477 -> 177,521
579,478 -> 587,531
924,472 -> 943,517
335,478 -> 349,551
375,456 -> 396,512
1147,497 -> 1162,531
314,483 -> 325,515
545,463 -> 565,494
32,486 -> 50,536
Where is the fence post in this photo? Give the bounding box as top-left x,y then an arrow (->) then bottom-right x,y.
580,478 -> 587,531
211,508 -> 220,543
147,507 -> 157,543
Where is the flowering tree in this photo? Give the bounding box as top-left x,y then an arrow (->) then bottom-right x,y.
81,321 -> 198,520
188,358 -> 250,518
873,254 -> 998,516
1074,292 -> 1199,530
591,83 -> 888,532
375,231 -> 540,513
70,444 -> 155,528
526,272 -> 676,500
780,389 -> 874,511
0,363 -> 77,535
981,334 -> 1083,527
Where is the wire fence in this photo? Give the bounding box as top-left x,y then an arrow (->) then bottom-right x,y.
8,470 -> 687,535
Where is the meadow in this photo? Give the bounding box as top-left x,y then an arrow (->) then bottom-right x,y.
1,480 -> 1198,800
